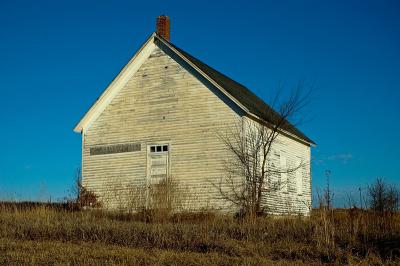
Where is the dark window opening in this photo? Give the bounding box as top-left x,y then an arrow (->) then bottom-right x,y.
150,144 -> 169,153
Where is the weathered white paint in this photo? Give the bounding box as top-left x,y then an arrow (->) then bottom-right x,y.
76,34 -> 312,215
81,45 -> 243,211
280,152 -> 288,193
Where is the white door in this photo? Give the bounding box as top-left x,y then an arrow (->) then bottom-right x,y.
147,144 -> 169,208
147,144 -> 169,184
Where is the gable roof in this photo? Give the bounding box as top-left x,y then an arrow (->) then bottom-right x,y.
162,38 -> 315,145
74,33 -> 315,146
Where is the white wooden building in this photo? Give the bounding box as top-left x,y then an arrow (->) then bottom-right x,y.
74,16 -> 315,215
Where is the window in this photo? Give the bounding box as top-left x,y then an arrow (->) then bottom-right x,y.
149,144 -> 169,153
280,152 -> 288,192
272,151 -> 280,168
267,150 -> 281,189
296,158 -> 303,195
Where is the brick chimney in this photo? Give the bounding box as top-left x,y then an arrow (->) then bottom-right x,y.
156,15 -> 170,41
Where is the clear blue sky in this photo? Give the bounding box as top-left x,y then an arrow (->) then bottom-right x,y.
1,0 -> 399,205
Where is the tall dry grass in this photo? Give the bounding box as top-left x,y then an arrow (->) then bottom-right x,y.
0,202 -> 399,265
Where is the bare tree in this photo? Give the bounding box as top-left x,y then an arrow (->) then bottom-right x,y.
368,177 -> 399,213
217,83 -> 312,216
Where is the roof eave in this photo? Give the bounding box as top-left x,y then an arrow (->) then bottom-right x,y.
245,113 -> 316,147
73,32 -> 157,134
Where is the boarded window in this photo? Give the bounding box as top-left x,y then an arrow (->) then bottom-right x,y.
90,143 -> 141,156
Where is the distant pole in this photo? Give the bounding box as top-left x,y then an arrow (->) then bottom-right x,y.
359,187 -> 362,210
325,170 -> 332,210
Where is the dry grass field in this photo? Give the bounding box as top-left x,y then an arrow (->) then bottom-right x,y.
0,203 -> 399,265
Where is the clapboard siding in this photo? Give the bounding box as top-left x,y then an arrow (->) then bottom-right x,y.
81,44 -> 312,215
243,117 -> 312,215
83,46 -> 243,210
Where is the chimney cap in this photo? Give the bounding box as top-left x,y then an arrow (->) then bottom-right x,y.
156,15 -> 170,41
